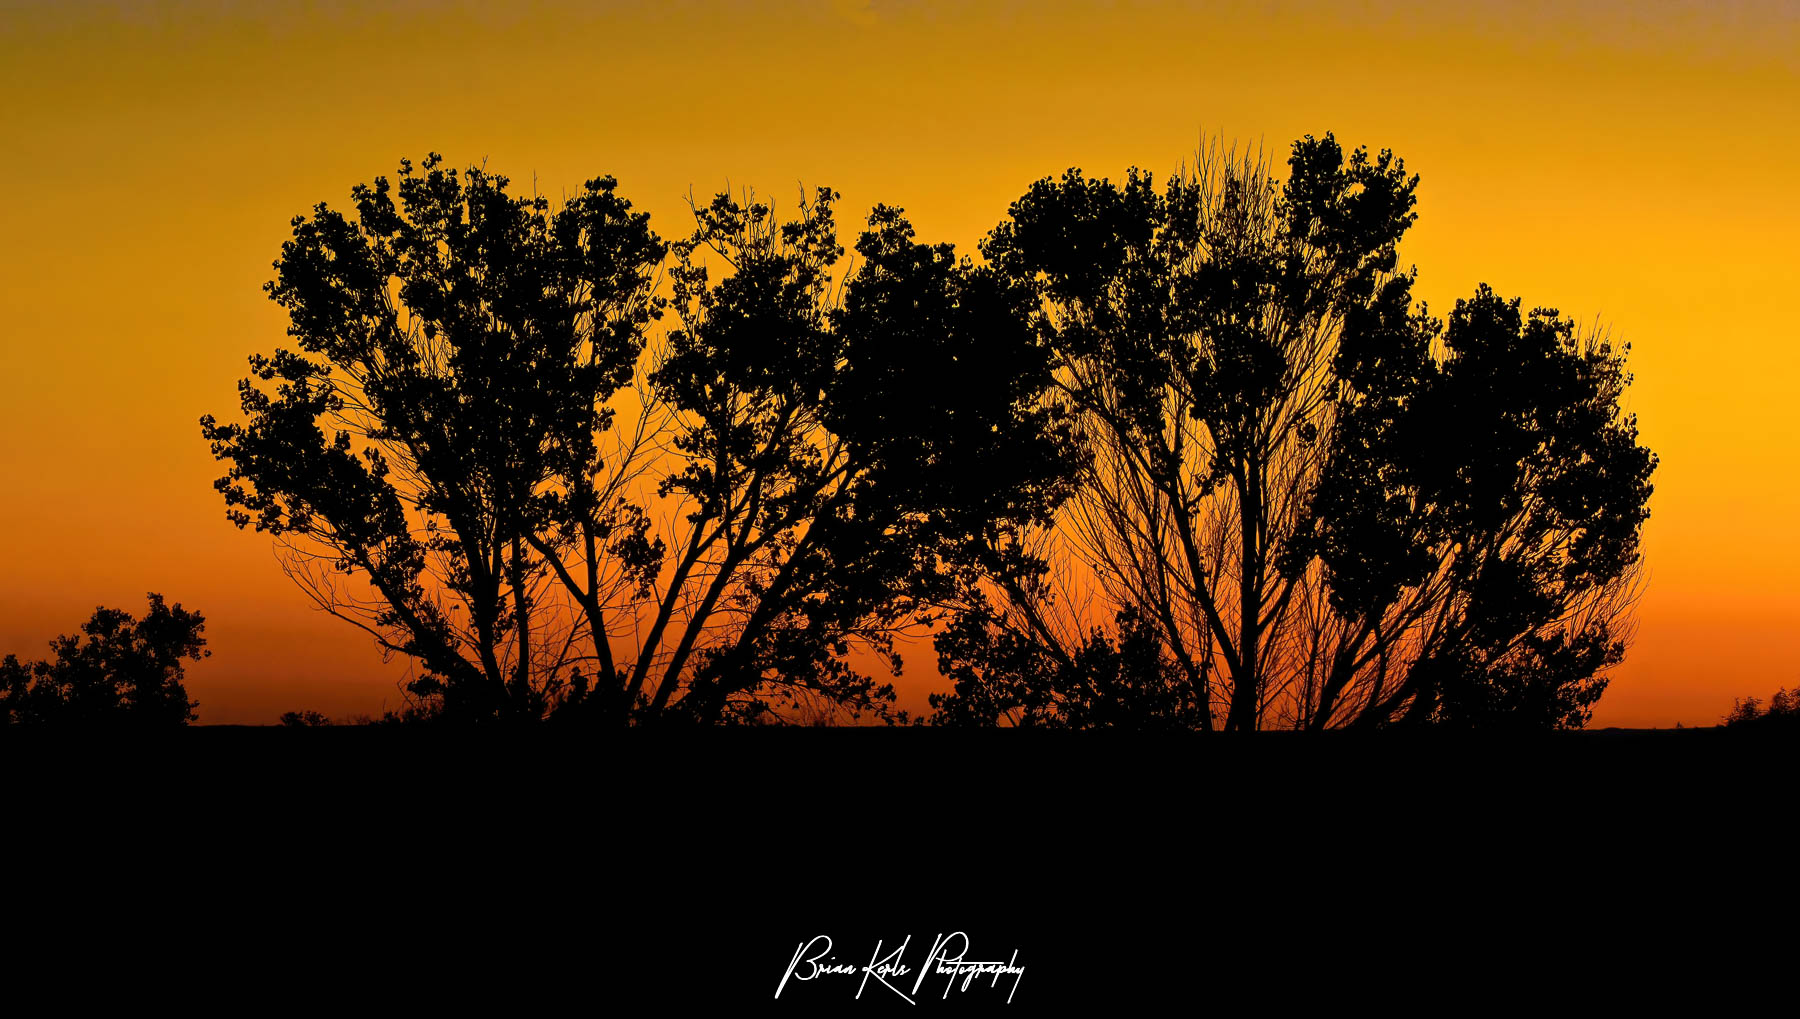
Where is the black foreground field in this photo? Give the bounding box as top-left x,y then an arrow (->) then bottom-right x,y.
4,726 -> 1785,1010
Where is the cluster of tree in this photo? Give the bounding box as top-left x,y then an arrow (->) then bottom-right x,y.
1,594 -> 204,725
200,136 -> 1657,728
930,143 -> 1655,730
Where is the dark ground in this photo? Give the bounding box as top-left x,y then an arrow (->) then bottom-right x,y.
3,728 -> 1789,1010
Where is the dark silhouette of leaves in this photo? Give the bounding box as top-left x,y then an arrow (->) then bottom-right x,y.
203,162 -> 1080,725
1722,687 -> 1800,729
1,594 -> 205,725
930,134 -> 1656,730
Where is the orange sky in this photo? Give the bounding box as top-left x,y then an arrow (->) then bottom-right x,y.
3,0 -> 1796,725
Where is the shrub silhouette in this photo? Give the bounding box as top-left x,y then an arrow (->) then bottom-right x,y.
1722,687 -> 1800,729
278,710 -> 332,726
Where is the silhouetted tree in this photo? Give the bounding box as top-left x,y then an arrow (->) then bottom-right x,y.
553,190 -> 1077,723
0,594 -> 205,725
203,155 -> 668,722
930,135 -> 1656,729
203,158 -> 1077,724
1722,687 -> 1800,729
278,710 -> 331,726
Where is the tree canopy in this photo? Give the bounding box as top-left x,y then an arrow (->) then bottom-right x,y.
1,594 -> 205,725
203,136 -> 1655,728
203,159 -> 1077,724
928,135 -> 1656,729
203,155 -> 669,721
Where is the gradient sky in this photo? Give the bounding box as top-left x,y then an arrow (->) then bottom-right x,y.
3,0 -> 1796,725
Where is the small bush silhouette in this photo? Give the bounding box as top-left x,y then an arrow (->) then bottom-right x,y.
278,710 -> 332,726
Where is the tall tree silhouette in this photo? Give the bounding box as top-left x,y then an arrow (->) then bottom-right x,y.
930,135 -> 1656,729
596,192 -> 1077,723
202,155 -> 668,721
1,594 -> 205,725
202,159 -> 1077,723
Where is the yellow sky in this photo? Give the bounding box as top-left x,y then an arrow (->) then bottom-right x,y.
3,0 -> 1796,724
